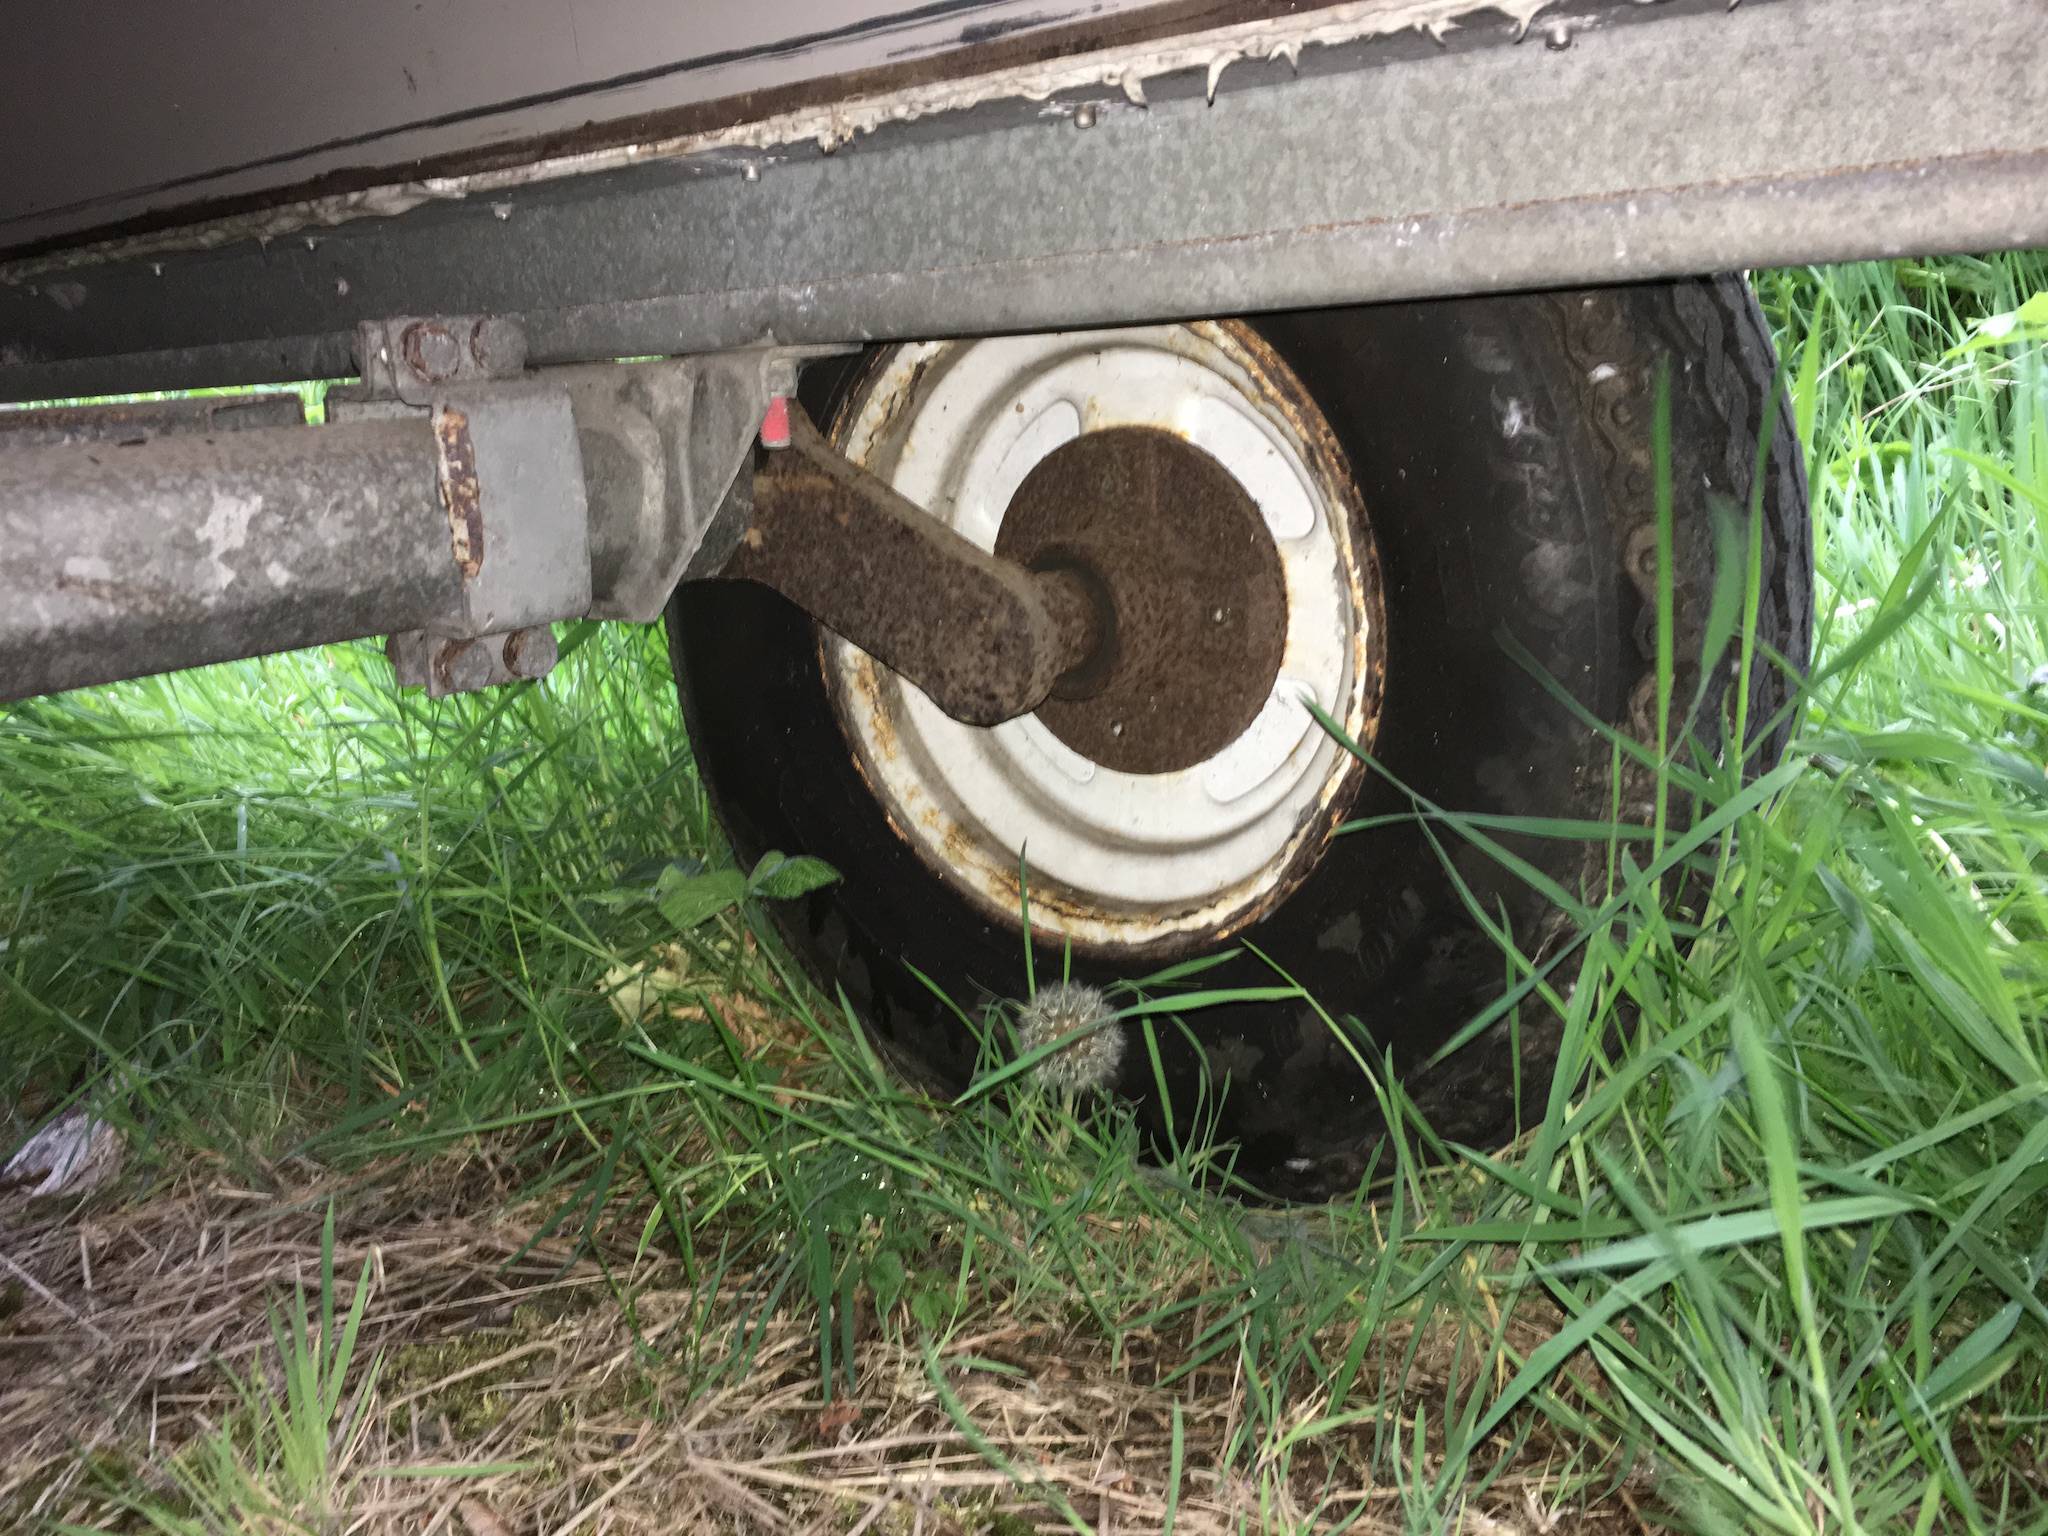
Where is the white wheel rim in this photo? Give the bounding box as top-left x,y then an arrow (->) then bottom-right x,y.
825,321 -> 1379,951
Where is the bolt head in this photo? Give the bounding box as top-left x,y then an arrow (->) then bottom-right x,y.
469,316 -> 529,376
501,626 -> 559,680
1073,102 -> 1098,129
384,630 -> 431,689
402,322 -> 463,383
435,638 -> 496,694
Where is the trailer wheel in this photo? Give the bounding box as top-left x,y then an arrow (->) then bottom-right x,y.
669,278 -> 1810,1200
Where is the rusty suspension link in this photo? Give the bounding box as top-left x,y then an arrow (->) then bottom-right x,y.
716,406 -> 1105,727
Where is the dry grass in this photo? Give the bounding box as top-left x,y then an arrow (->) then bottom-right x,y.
3,1142 -> 1637,1535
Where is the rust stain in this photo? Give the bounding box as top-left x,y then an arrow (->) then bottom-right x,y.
432,404 -> 485,579
936,817 -> 980,874
1203,319 -> 1388,942
833,345 -> 934,459
852,665 -> 898,764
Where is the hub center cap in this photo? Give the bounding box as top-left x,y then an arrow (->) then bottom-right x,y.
996,427 -> 1287,775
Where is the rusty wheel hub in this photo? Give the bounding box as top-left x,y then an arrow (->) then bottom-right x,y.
997,427 -> 1288,775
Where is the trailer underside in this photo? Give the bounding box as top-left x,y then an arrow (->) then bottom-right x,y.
3,0 -> 2044,404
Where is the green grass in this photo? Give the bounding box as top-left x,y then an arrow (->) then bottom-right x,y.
4,253 -> 2047,1533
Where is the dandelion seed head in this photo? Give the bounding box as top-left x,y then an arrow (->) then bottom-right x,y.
1014,981 -> 1123,1093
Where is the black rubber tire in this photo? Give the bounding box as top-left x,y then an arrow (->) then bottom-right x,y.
669,277 -> 1811,1201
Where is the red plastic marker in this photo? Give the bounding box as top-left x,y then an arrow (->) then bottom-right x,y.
760,395 -> 792,449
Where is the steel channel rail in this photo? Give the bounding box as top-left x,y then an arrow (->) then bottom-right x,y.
2,0 -> 2043,403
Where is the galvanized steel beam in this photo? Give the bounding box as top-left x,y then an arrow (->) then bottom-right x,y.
0,359 -> 598,703
0,418 -> 464,700
2,0 -> 2043,404
0,391 -> 305,448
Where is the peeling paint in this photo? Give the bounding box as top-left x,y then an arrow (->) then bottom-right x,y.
3,0 -> 1577,278
198,490 -> 262,594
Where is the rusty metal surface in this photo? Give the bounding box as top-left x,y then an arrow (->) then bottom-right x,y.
359,314 -> 534,405
0,353 -> 803,706
431,382 -> 592,636
994,425 -> 1286,775
332,347 -> 780,627
0,392 -> 304,450
386,623 -> 561,698
0,373 -> 602,705
431,403 -> 484,578
720,406 -> 1102,727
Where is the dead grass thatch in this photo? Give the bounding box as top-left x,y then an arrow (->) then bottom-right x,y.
1,1145 -> 1634,1535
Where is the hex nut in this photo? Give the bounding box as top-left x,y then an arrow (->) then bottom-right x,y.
402,322 -> 464,384
435,638 -> 497,694
384,630 -> 432,689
